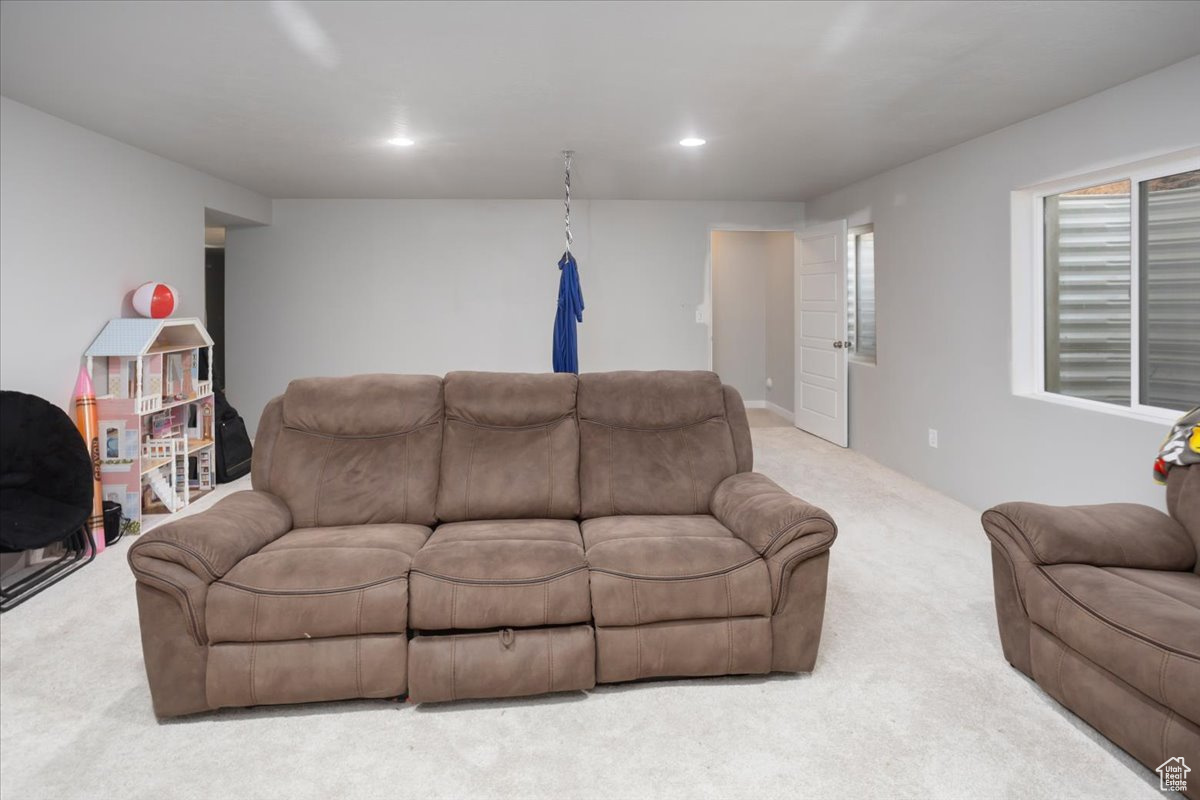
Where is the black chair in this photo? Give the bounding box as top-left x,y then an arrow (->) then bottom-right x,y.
0,390 -> 96,611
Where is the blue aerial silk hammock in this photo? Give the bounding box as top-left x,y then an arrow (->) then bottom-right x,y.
552,250 -> 584,373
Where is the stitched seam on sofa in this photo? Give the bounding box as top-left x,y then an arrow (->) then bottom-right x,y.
771,546 -> 833,612
635,623 -> 643,678
676,431 -> 700,513
982,510 -> 1046,565
355,635 -> 363,698
313,437 -> 334,527
259,544 -> 420,555
632,580 -> 642,626
409,566 -> 588,585
726,615 -> 733,674
1097,566 -> 1200,614
1163,710 -> 1176,766
1100,567 -> 1200,609
281,419 -> 441,440
1159,651 -> 1170,708
1053,592 -> 1065,640
545,426 -> 554,518
450,582 -> 457,629
761,516 -> 836,557
355,590 -> 364,696
548,629 -> 555,692
985,508 -> 1183,568
984,535 -> 1032,617
583,532 -> 732,548
1053,633 -> 1067,703
445,415 -> 573,432
133,540 -> 220,580
261,412 -> 276,494
580,416 -> 724,433
543,581 -> 549,626
425,534 -> 582,545
136,574 -> 205,645
589,558 -> 762,582
249,596 -> 260,704
218,575 -> 406,595
1038,566 -> 1200,660
608,426 -> 617,516
402,431 -> 410,524
465,427 -> 479,519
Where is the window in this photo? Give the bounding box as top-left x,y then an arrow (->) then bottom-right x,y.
847,225 -> 876,363
1039,162 -> 1200,415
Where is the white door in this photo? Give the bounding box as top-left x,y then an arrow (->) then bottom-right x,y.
794,221 -> 849,447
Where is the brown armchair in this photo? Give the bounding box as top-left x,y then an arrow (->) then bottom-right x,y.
982,465 -> 1200,798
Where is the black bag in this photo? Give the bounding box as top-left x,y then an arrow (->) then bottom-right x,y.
214,389 -> 252,483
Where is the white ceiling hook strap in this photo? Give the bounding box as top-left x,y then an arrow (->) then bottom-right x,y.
563,149 -> 574,254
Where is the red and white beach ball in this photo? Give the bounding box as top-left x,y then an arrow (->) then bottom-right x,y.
132,282 -> 178,318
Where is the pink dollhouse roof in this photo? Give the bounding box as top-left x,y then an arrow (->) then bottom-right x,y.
84,317 -> 213,357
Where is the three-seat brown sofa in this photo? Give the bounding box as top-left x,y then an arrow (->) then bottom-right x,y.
982,464 -> 1199,798
129,370 -> 838,717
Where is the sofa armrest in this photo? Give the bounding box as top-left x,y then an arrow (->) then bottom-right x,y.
128,491 -> 292,643
711,472 -> 837,560
982,501 -> 1196,570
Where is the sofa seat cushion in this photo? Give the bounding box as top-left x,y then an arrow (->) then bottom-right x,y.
408,519 -> 591,630
1025,563 -> 1200,724
582,515 -> 771,626
206,524 -> 429,644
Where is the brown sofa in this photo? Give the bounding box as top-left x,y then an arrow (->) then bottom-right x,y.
129,370 -> 838,716
982,465 -> 1200,798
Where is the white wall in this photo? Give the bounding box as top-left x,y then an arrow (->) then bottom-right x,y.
803,57 -> 1200,511
0,97 -> 271,408
711,230 -> 794,410
712,231 -> 767,402
764,231 -> 795,414
226,199 -> 802,433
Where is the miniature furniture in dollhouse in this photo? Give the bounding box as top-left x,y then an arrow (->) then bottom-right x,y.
0,390 -> 96,611
83,318 -> 217,527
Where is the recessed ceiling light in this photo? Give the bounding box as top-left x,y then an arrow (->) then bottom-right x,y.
388,137 -> 415,147
679,137 -> 706,147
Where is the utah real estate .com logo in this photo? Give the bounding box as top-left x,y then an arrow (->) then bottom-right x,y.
1157,757 -> 1190,793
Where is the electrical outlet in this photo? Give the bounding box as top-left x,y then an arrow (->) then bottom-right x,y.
766,377 -> 773,390
695,307 -> 705,324
928,428 -> 939,448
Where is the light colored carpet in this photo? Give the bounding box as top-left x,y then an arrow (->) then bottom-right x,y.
0,427 -> 1159,800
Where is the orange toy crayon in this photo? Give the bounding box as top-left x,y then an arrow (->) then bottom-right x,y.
73,365 -> 105,553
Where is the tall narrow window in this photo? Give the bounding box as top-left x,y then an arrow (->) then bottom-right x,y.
847,225 -> 875,363
1039,161 -> 1200,415
1140,169 -> 1200,411
1043,180 -> 1132,405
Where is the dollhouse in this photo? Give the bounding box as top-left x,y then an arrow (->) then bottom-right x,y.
84,318 -> 216,526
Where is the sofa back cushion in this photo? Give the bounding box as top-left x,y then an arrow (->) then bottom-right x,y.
578,371 -> 739,518
436,372 -> 580,521
1166,465 -> 1200,572
254,374 -> 443,527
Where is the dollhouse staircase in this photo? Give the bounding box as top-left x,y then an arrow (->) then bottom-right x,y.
83,318 -> 218,529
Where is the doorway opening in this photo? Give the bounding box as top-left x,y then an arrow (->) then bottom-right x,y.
204,224 -> 225,391
709,229 -> 795,429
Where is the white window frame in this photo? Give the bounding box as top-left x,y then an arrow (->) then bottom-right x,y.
1011,147 -> 1200,424
847,224 -> 876,366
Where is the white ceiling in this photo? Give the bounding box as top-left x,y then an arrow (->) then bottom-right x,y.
2,1 -> 1198,201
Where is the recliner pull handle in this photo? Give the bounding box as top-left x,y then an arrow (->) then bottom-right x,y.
499,628 -> 515,649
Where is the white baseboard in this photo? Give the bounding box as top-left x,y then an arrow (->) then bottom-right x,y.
764,401 -> 795,423
741,399 -> 795,423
